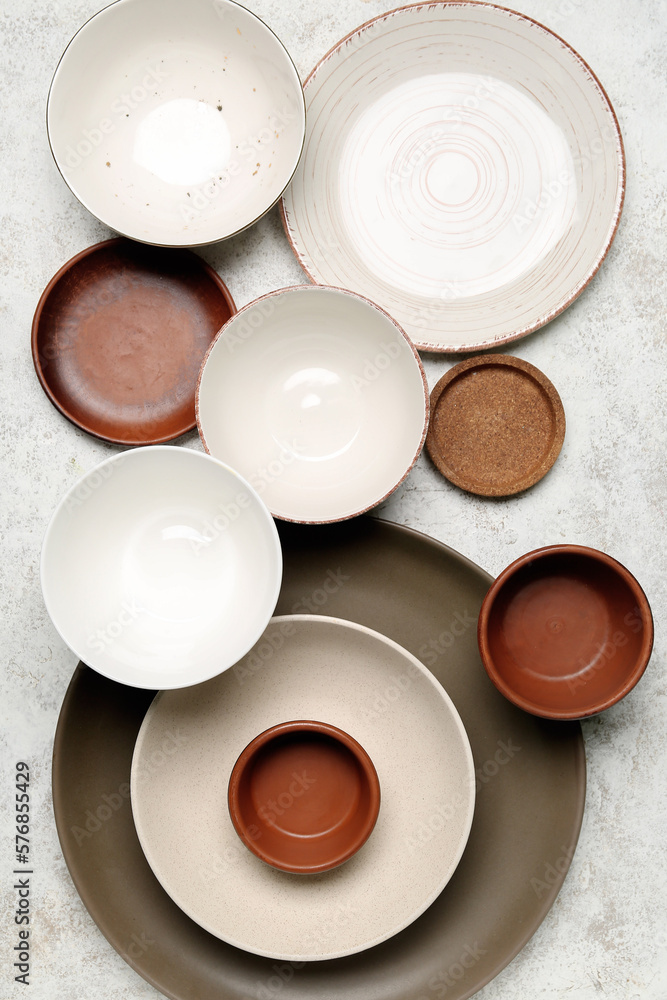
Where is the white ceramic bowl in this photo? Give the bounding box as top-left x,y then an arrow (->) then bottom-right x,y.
40,447 -> 282,688
281,2 -> 624,351
196,285 -> 429,523
47,0 -> 306,246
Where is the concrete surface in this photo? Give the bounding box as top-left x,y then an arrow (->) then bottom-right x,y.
0,0 -> 665,997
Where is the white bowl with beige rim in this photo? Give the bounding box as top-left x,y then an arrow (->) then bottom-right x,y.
196,285 -> 429,523
47,0 -> 306,246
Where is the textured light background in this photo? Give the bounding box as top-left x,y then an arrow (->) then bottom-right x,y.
0,0 -> 665,997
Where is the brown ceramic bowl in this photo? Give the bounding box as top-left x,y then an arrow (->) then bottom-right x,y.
228,721 -> 380,874
478,545 -> 653,720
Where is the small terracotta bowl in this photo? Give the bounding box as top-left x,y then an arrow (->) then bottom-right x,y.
478,545 -> 653,720
228,721 -> 381,874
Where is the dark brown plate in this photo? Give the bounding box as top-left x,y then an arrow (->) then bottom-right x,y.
32,238 -> 235,445
52,518 -> 585,1000
426,356 -> 566,496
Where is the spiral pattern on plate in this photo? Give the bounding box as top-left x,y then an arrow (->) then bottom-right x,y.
282,3 -> 625,351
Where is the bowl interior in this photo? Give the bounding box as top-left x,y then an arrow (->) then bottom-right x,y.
41,447 -> 281,688
483,550 -> 651,717
196,286 -> 428,522
47,0 -> 305,245
229,721 -> 380,874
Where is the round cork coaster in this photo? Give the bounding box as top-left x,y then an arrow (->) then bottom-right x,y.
426,356 -> 565,496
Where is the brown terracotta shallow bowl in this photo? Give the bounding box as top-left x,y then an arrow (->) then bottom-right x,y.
228,720 -> 380,874
32,238 -> 235,445
478,545 -> 654,719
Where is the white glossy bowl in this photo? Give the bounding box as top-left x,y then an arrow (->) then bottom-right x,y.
47,0 -> 306,246
196,286 -> 429,523
41,447 -> 282,688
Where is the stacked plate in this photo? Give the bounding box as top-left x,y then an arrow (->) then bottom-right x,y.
131,614 -> 476,960
53,519 -> 586,999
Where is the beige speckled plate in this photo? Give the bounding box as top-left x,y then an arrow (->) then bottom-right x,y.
52,518 -> 585,1000
281,2 -> 625,352
131,615 -> 476,961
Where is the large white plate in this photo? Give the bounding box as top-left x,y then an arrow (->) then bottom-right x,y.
281,2 -> 625,352
131,615 -> 475,961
